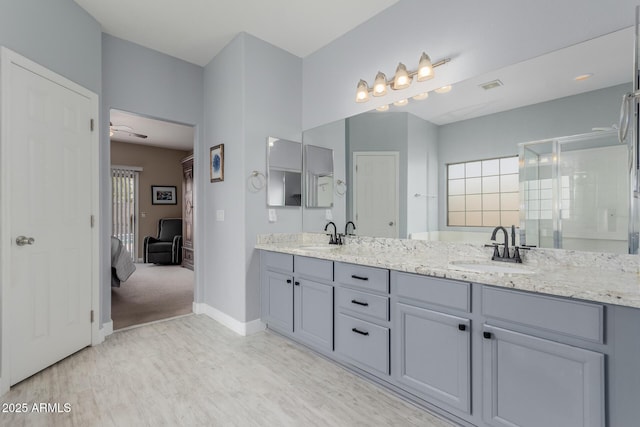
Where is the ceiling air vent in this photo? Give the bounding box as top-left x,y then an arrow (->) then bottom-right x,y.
479,79 -> 503,90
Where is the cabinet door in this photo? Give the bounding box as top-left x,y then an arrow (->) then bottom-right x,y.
263,270 -> 294,333
394,303 -> 470,413
294,279 -> 333,351
482,325 -> 604,427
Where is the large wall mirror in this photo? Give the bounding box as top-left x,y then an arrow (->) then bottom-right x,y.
301,27 -> 637,254
267,137 -> 302,207
305,145 -> 334,208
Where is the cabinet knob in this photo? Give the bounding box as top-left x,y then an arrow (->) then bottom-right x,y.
483,331 -> 492,339
458,324 -> 467,331
294,281 -> 300,286
286,279 -> 292,284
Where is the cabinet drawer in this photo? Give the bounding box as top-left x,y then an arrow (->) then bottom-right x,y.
337,287 -> 389,321
335,262 -> 389,293
295,256 -> 333,282
482,286 -> 604,343
262,251 -> 293,273
394,272 -> 470,313
335,313 -> 390,376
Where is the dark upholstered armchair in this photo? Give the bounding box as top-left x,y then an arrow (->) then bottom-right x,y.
143,218 -> 183,264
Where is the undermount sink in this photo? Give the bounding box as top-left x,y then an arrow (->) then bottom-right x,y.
448,260 -> 535,275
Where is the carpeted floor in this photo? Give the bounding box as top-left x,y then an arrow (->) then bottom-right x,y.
111,263 -> 194,330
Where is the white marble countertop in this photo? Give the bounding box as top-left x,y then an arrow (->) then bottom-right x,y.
256,233 -> 640,309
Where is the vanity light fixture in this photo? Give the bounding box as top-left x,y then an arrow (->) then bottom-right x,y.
434,85 -> 452,94
393,99 -> 409,107
355,52 -> 450,102
376,104 -> 390,112
574,73 -> 594,81
356,80 -> 370,103
412,92 -> 429,101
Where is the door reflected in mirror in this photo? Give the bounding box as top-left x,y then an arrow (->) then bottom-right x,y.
267,137 -> 302,207
305,145 -> 334,208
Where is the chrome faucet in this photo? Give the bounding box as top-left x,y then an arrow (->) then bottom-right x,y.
345,221 -> 356,236
324,222 -> 339,245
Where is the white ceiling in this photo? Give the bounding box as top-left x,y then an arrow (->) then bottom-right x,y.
74,0 -> 399,66
110,109 -> 194,150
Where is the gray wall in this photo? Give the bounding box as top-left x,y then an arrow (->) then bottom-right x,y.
302,120 -> 347,233
203,33 -> 302,323
346,112 -> 409,238
0,0 -> 101,94
302,0 -> 637,130
101,34 -> 204,324
437,83 -> 630,231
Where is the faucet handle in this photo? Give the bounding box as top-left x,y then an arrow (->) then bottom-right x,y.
326,233 -> 335,244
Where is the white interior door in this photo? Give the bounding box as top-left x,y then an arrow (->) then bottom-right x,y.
353,152 -> 399,237
3,51 -> 94,386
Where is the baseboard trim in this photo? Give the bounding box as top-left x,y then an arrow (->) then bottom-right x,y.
193,302 -> 265,336
100,320 -> 113,341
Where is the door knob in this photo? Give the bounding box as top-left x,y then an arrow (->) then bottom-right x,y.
15,236 -> 35,246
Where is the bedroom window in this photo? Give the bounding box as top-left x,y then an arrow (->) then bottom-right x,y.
112,167 -> 141,261
447,156 -> 519,227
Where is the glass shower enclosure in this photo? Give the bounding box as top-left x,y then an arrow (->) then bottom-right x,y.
519,130 -> 636,254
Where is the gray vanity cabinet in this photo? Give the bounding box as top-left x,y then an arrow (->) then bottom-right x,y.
392,272 -> 471,414
260,252 -> 294,334
334,262 -> 391,379
260,251 -> 334,352
481,286 -> 605,427
481,325 -> 604,427
293,256 -> 334,351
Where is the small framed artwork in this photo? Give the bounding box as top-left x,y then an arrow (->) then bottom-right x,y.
210,144 -> 224,182
151,186 -> 177,205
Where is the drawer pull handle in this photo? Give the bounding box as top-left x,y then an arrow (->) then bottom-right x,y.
483,331 -> 492,339
351,275 -> 369,281
286,279 -> 292,284
351,299 -> 369,307
351,328 -> 369,336
458,324 -> 467,331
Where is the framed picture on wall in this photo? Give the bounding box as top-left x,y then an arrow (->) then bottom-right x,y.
210,144 -> 224,182
151,185 -> 177,205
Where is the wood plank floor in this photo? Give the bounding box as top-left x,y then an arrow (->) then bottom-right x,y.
1,315 -> 455,426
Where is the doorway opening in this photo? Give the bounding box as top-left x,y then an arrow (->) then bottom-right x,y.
109,109 -> 195,330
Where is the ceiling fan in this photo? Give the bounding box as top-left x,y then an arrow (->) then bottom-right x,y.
109,122 -> 148,139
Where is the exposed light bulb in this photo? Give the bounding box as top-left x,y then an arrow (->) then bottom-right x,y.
376,104 -> 390,112
393,99 -> 408,107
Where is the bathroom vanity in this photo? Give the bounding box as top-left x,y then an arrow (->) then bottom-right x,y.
257,234 -> 640,427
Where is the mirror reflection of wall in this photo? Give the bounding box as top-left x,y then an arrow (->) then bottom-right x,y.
305,145 -> 334,208
267,137 -> 302,207
300,28 -> 633,253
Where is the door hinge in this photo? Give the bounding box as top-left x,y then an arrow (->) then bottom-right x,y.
90,310 -> 94,323
90,215 -> 95,228
90,119 -> 94,131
